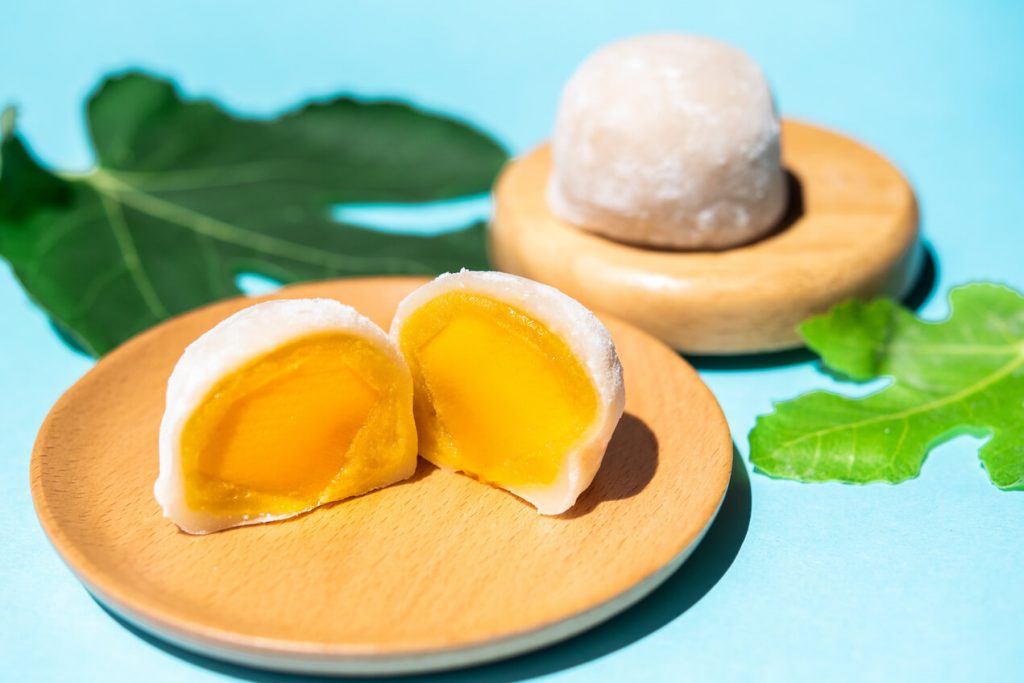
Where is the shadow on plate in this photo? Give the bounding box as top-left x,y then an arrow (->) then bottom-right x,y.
764,169 -> 806,242
561,413 -> 657,518
99,445 -> 750,682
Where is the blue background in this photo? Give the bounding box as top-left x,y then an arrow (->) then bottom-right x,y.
2,1 -> 1022,681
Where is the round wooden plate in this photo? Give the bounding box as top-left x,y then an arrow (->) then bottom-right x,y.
491,120 -> 922,355
30,276 -> 732,676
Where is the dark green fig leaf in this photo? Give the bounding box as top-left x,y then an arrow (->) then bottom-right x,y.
0,72 -> 507,355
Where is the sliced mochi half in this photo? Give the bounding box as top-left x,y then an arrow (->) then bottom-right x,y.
156,298 -> 417,534
391,271 -> 624,515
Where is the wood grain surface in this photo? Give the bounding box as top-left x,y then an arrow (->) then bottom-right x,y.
30,277 -> 732,675
490,120 -> 921,355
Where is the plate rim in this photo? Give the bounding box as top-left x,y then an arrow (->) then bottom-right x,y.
63,497 -> 723,675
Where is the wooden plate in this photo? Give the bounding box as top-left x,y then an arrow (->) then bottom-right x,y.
30,276 -> 732,675
491,120 -> 922,354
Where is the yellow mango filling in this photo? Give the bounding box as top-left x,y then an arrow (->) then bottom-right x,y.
180,332 -> 415,517
398,291 -> 599,487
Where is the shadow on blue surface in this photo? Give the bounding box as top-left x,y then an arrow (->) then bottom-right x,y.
902,241 -> 939,312
98,446 -> 751,682
48,318 -> 91,357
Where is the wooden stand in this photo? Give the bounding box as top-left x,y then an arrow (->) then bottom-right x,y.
30,277 -> 732,675
491,121 -> 921,355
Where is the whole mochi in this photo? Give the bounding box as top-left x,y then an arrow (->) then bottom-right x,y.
547,34 -> 788,250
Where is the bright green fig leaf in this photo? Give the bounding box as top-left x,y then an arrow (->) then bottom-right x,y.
750,283 -> 1024,489
0,72 -> 507,355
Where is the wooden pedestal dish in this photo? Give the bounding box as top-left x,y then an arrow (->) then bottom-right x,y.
490,121 -> 921,354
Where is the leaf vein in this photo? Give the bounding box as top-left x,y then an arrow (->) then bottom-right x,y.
90,171 -> 435,273
98,193 -> 171,320
768,352 -> 1024,456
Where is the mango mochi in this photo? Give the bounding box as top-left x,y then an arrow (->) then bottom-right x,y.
156,273 -> 624,532
156,298 -> 416,534
392,271 -> 625,515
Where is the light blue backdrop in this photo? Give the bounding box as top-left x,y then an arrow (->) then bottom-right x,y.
2,1 -> 1022,681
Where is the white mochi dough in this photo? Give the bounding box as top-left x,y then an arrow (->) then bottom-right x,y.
547,34 -> 788,250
